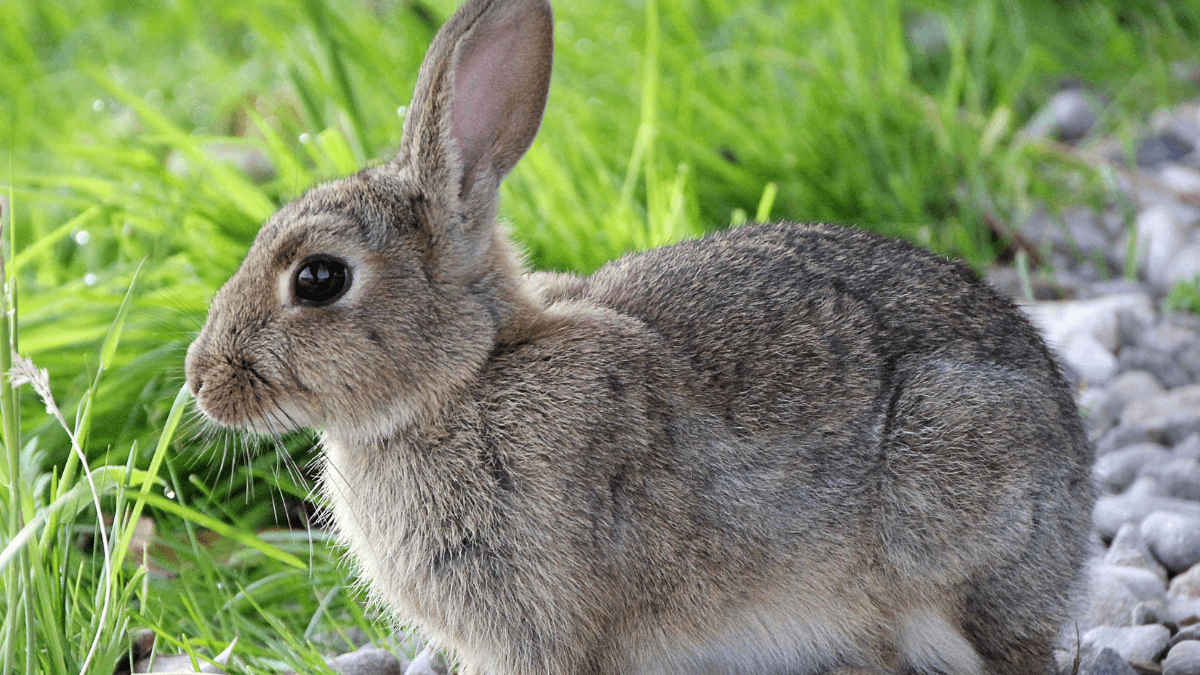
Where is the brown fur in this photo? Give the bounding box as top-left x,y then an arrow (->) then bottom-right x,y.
184,0 -> 1094,673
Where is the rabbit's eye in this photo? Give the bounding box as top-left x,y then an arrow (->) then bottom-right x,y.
293,257 -> 351,306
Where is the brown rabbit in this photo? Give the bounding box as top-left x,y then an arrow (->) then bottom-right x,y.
184,0 -> 1094,672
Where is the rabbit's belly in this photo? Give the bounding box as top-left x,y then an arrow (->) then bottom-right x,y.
626,606 -> 857,675
635,638 -> 838,674
627,604 -> 982,675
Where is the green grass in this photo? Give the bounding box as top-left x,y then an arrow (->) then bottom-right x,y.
1167,275 -> 1200,314
2,0 -> 1199,672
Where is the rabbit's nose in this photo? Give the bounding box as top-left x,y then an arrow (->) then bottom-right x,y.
183,340 -> 207,397
186,371 -> 204,398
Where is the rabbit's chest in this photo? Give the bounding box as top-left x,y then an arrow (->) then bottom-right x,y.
318,434 -> 505,616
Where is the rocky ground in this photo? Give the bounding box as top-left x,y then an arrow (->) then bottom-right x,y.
1001,92 -> 1200,675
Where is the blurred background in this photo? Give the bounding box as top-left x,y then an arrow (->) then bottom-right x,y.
1,0 -> 1198,671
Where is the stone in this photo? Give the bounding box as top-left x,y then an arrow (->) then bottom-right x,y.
1132,600 -> 1166,626
1024,293 -> 1157,385
1016,207 -> 1054,249
1168,244 -> 1200,293
1055,648 -> 1078,675
1072,255 -> 1109,286
1180,344 -> 1200,386
1083,625 -> 1171,663
307,628 -> 372,654
985,266 -> 1031,301
1025,293 -> 1155,354
1084,564 -> 1156,629
165,141 -> 277,184
1106,232 -> 1135,285
1022,88 -> 1102,143
1161,166 -> 1200,196
1142,511 -> 1200,573
1053,90 -> 1102,142
1097,426 -> 1149,457
1094,443 -> 1173,494
1103,206 -> 1129,238
1138,315 -> 1200,354
1101,564 -> 1167,604
1138,133 -> 1195,167
1062,333 -> 1121,385
1171,597 -> 1200,625
1142,458 -> 1200,501
1118,347 -> 1191,390
325,649 -> 405,675
1127,476 -> 1171,499
1137,207 -> 1191,290
1105,523 -> 1169,581
906,12 -> 949,57
1120,385 -> 1200,447
1080,279 -> 1152,301
1064,207 -> 1112,256
1055,648 -> 1079,675
404,647 -> 448,675
1119,308 -> 1158,352
1172,625 -> 1200,650
1164,640 -> 1200,675
1106,371 -> 1166,416
1171,565 -> 1200,599
135,638 -> 236,673
1153,102 -> 1200,148
1093,494 -> 1200,539
1081,646 -> 1139,675
1178,434 -> 1200,461
1082,387 -> 1120,442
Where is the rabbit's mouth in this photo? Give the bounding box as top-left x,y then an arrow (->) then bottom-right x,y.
186,346 -> 325,435
193,385 -> 323,436
221,398 -> 321,436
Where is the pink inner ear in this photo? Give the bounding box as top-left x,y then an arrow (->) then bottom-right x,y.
452,36 -> 514,182
449,4 -> 550,200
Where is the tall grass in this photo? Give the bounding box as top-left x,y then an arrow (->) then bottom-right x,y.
1,0 -> 1198,670
0,233 -> 181,674
3,0 -> 1199,469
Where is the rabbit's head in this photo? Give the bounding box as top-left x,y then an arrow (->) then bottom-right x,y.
185,0 -> 554,440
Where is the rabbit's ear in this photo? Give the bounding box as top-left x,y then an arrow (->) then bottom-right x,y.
400,0 -> 553,212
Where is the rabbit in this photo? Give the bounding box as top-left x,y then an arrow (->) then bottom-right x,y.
184,0 -> 1095,672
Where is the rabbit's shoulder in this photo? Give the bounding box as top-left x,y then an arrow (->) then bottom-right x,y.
481,300 -> 686,421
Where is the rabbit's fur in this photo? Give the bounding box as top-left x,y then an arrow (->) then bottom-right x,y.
185,0 -> 1094,673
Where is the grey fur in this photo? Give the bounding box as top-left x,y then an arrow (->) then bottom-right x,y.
185,0 -> 1094,673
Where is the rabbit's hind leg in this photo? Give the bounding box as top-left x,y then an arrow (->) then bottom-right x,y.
955,515 -> 1082,675
895,610 -> 983,675
960,600 -> 1062,675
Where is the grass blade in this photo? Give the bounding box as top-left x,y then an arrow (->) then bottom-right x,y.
118,385 -> 190,570
137,492 -> 307,570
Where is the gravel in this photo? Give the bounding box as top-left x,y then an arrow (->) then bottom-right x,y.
1015,92 -> 1200,675
1166,641 -> 1200,675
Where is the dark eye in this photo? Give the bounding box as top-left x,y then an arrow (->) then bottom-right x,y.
293,257 -> 351,306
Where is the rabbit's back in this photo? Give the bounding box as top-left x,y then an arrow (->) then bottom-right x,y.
581,222 -> 1065,425
573,221 -> 1093,558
